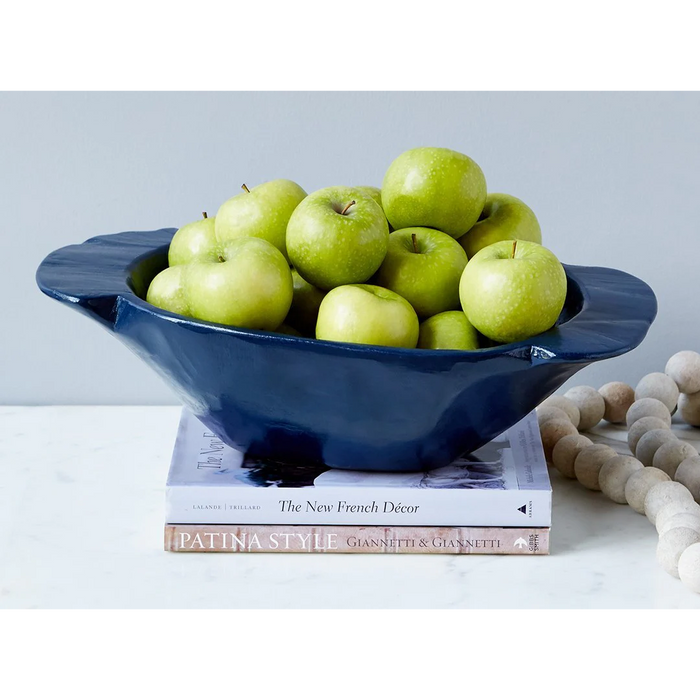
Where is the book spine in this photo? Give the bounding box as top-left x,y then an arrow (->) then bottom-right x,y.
165,486 -> 552,527
164,524 -> 550,554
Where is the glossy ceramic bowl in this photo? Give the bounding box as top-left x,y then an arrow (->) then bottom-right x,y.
37,229 -> 657,472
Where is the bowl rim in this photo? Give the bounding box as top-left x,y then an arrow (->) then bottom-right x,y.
36,228 -> 658,364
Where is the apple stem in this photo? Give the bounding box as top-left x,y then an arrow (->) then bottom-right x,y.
411,233 -> 419,254
340,201 -> 356,216
241,184 -> 250,193
202,211 -> 208,219
512,240 -> 518,258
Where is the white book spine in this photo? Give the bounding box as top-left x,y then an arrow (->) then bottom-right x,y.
165,486 -> 552,527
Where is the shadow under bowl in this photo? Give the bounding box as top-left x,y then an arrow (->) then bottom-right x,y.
37,229 -> 657,472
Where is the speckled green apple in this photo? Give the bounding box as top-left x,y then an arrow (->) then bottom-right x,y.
459,240 -> 567,344
354,186 -> 383,208
168,213 -> 220,266
215,179 -> 307,260
418,311 -> 479,350
147,237 -> 293,330
381,147 -> 487,238
284,269 -> 326,335
146,265 -> 190,316
355,185 -> 393,231
316,284 -> 419,348
286,186 -> 389,291
376,227 -> 468,318
458,193 -> 542,259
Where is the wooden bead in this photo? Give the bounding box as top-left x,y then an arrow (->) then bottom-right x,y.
657,527 -> 700,578
635,428 -> 678,466
665,351 -> 700,395
635,372 -> 680,412
678,543 -> 700,593
678,392 -> 700,427
573,444 -> 617,491
598,381 -> 635,424
551,434 -> 593,479
644,481 -> 694,525
564,386 -> 605,431
651,441 -> 698,478
655,499 -> 700,534
539,419 -> 578,462
658,512 -> 700,537
626,398 -> 672,428
675,456 -> 700,502
540,395 -> 581,428
627,416 -> 671,454
536,405 -> 570,427
599,455 -> 643,504
625,467 -> 672,514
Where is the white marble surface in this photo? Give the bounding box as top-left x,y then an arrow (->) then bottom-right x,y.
1,405 -> 700,609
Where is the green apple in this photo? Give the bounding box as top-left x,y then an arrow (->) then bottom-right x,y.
458,193 -> 542,259
354,186 -> 383,208
215,179 -> 307,260
147,237 -> 293,330
381,147 -> 487,237
168,213 -> 219,266
146,265 -> 190,316
418,311 -> 479,350
316,284 -> 419,348
284,269 -> 326,335
375,227 -> 468,318
286,186 -> 389,290
355,185 -> 393,232
459,240 -> 567,344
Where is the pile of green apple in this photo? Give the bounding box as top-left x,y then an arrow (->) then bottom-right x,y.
147,147 -> 567,349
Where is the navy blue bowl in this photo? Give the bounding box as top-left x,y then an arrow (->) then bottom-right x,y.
36,229 -> 657,472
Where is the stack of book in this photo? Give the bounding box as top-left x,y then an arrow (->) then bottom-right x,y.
164,410 -> 552,554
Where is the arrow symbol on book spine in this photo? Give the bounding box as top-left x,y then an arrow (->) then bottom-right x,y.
514,538 -> 527,549
517,504 -> 527,514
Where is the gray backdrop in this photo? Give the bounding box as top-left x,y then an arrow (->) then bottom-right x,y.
1,92 -> 698,405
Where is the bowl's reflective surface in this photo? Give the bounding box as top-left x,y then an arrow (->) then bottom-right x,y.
37,229 -> 657,471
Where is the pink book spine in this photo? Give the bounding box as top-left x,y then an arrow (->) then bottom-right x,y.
164,524 -> 549,554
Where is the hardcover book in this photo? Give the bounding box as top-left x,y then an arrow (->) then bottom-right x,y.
164,524 -> 550,554
165,409 -> 551,527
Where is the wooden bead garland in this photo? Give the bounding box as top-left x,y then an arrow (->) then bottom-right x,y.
564,386 -> 605,430
598,382 -> 635,424
637,428 -> 680,467
540,395 -> 581,428
644,481 -> 694,525
626,398 -> 672,428
678,543 -> 700,593
540,418 -> 578,462
675,456 -> 700,502
652,441 -> 698,478
678,392 -> 700,427
635,372 -> 680,413
655,500 -> 700,534
536,405 -> 570,427
551,434 -> 593,479
625,468 -> 672,514
657,527 -> 700,577
665,351 -> 700,394
627,416 -> 670,454
574,444 -> 617,491
599,455 -> 643,504
537,349 -> 700,595
658,512 -> 700,537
